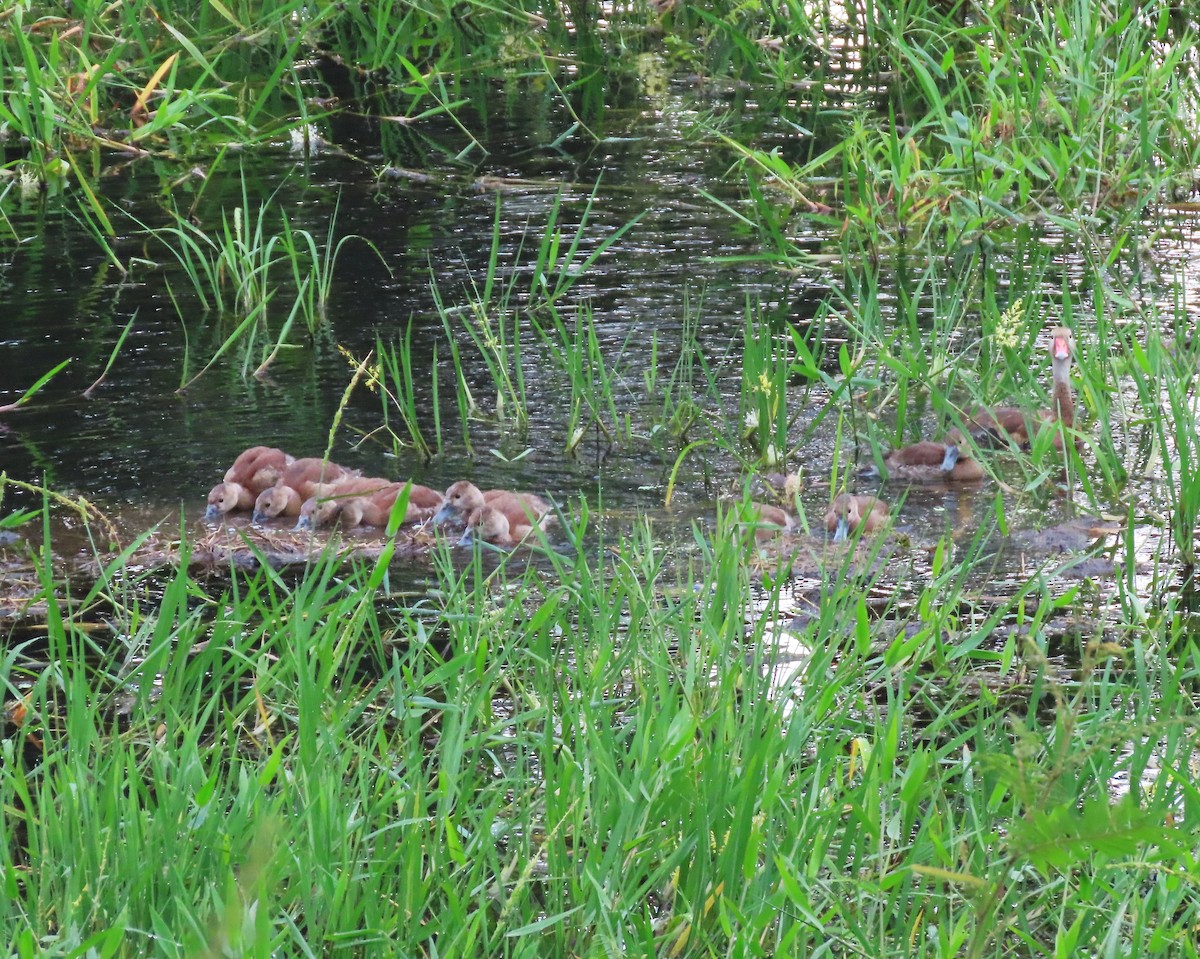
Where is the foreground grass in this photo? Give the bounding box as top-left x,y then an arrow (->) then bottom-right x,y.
1,504 -> 1196,958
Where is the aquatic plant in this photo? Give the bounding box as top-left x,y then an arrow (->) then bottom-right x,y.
647,298 -> 720,453
376,328 -> 442,462
142,179 -> 378,386
0,359 -> 70,414
740,302 -> 790,467
529,184 -> 643,310
531,303 -> 626,456
2,486 -> 1196,955
428,196 -> 530,435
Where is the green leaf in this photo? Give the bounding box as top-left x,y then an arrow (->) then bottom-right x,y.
1008,797 -> 1177,877
506,905 -> 583,936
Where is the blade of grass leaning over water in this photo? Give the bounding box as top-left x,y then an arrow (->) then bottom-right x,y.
0,359 -> 71,414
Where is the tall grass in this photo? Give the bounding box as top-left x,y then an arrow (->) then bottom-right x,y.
376,328 -> 442,462
720,1 -> 1198,259
136,178 -> 379,387
531,304 -> 627,455
3,487 -> 1196,955
740,301 -> 789,466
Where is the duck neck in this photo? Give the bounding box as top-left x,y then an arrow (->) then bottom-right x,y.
1051,358 -> 1074,427
233,484 -> 255,510
281,486 -> 302,516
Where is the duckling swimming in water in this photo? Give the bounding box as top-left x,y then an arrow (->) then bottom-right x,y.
433,481 -> 550,530
825,494 -> 890,541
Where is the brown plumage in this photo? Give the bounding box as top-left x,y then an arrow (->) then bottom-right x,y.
824,494 -> 890,541
297,479 -> 443,530
958,327 -> 1080,451
251,459 -> 362,523
206,446 -> 297,520
878,441 -> 984,483
730,501 -> 798,542
277,458 -> 360,498
205,482 -> 256,520
223,446 -> 294,490
251,483 -> 304,523
433,481 -> 550,530
458,506 -> 538,547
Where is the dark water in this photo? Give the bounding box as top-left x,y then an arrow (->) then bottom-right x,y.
0,76 -> 1182,616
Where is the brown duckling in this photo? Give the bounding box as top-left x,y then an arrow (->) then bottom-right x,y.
277,458 -> 360,498
825,494 -> 890,542
251,483 -> 305,524
296,480 -> 442,530
730,500 -> 798,541
206,446 -> 298,520
250,459 -> 361,523
433,481 -> 550,530
224,446 -> 294,489
206,481 -> 256,520
457,505 -> 538,548
295,477 -> 398,529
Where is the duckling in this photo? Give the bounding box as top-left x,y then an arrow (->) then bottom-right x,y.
457,506 -> 537,548
727,500 -> 798,542
433,481 -> 550,530
277,458 -> 360,498
295,477 -> 397,529
251,483 -> 305,524
825,494 -> 890,542
296,480 -> 442,530
205,482 -> 256,521
224,446 -> 294,489
250,459 -> 361,523
206,446 -> 299,520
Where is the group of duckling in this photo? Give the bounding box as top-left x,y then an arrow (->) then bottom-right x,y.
745,326 -> 1080,540
205,446 -> 551,547
205,329 -> 1079,551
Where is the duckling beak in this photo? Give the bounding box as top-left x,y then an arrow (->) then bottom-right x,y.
1053,335 -> 1071,361
251,510 -> 267,525
940,444 -> 960,471
456,527 -> 476,547
294,516 -> 313,532
204,504 -> 220,522
833,516 -> 850,543
432,504 -> 456,526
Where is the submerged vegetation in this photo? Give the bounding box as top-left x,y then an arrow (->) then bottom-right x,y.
4,0 -> 1200,955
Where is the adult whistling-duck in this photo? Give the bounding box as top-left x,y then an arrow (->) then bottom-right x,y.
955,326 -> 1081,452
432,481 -> 550,530
859,440 -> 984,483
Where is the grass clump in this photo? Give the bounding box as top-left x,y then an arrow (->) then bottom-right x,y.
722,0 -> 1200,257
2,501 -> 1197,956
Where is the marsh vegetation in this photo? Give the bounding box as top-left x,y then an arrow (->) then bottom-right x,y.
3,0 -> 1200,955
